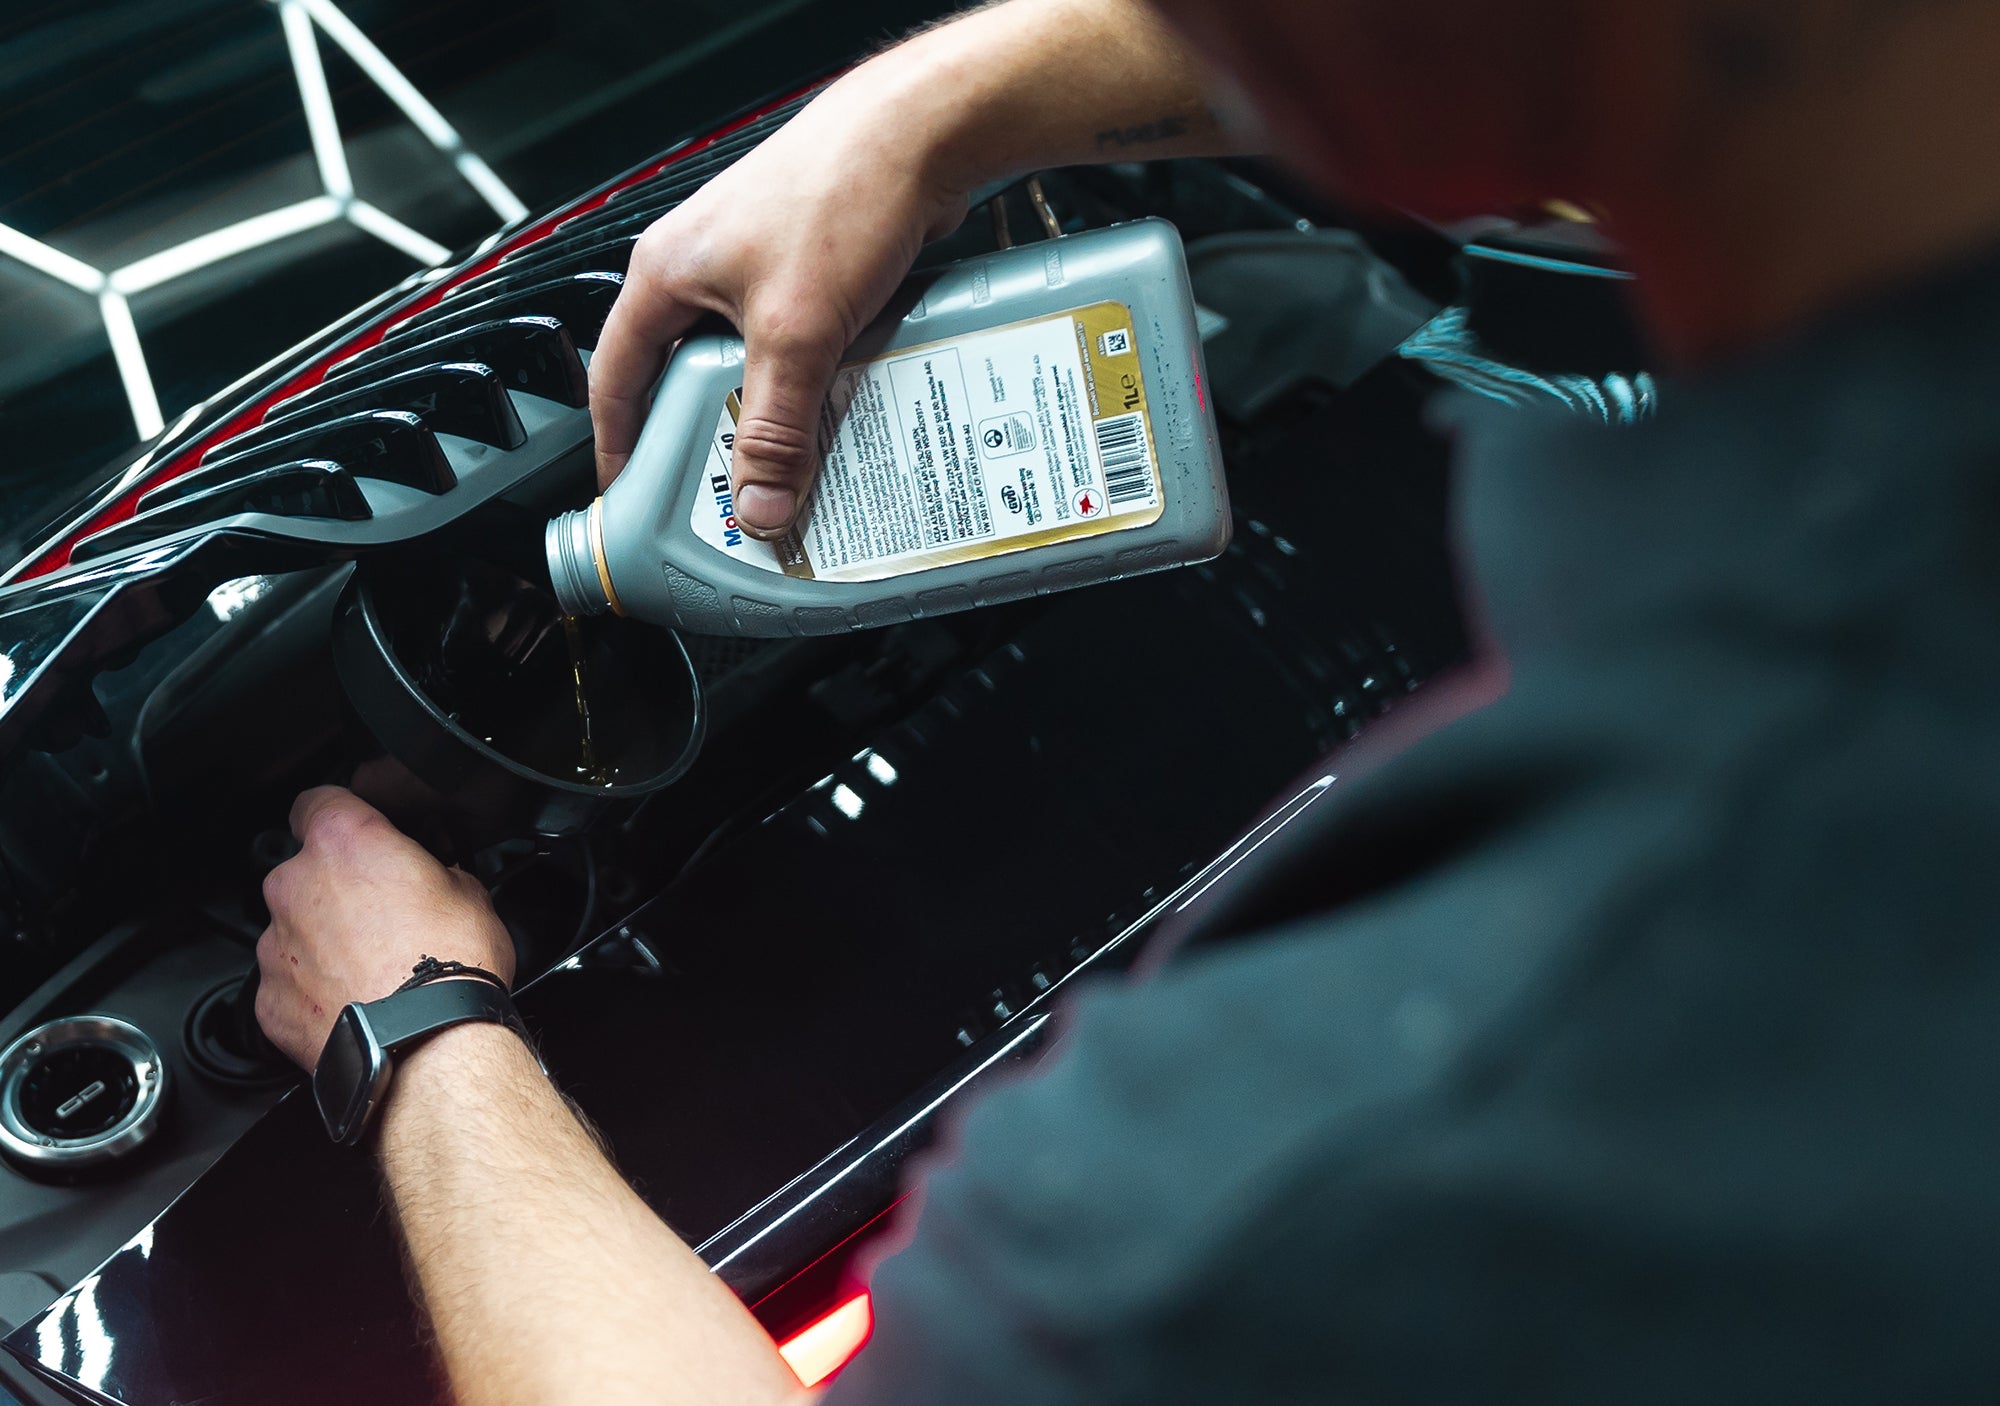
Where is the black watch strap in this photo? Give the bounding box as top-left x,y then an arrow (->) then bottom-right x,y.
362,977 -> 523,1051
394,956 -> 509,998
313,977 -> 529,1145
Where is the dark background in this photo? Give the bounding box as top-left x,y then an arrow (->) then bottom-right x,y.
0,0 -> 956,562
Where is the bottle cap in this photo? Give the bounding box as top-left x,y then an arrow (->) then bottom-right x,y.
545,501 -> 615,616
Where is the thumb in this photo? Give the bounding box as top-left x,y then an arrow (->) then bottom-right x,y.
729,304 -> 848,539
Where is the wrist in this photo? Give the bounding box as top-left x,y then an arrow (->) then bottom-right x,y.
378,1021 -> 539,1143
312,967 -> 533,1145
857,0 -> 1245,203
394,1019 -> 535,1098
851,1 -> 1064,200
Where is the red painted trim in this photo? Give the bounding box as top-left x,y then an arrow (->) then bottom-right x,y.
12,80 -> 823,583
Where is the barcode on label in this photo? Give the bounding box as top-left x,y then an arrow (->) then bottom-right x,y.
1094,413 -> 1154,506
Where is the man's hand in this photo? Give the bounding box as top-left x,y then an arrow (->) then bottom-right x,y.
587,0 -> 1251,538
255,786 -> 515,1071
255,788 -> 809,1404
587,63 -> 972,537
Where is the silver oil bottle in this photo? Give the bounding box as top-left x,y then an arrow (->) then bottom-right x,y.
547,218 -> 1229,637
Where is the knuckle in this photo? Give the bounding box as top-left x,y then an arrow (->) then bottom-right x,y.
312,804 -> 377,857
589,376 -> 647,416
633,223 -> 700,291
260,865 -> 288,913
633,213 -> 682,255
730,416 -> 819,476
752,307 -> 846,363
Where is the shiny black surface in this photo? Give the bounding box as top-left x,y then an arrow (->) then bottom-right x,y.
0,539 -> 298,758
0,920 -> 295,1362
374,271 -> 625,361
0,593 -> 113,724
260,363 -> 528,452
192,410 -> 457,493
7,429 -> 1459,1397
135,460 -> 362,519
317,317 -> 590,410
485,231 -> 641,289
76,466 -> 372,565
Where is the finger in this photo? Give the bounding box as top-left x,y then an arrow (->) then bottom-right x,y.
730,299 -> 846,538
260,856 -> 290,923
252,978 -> 282,1053
589,257 -> 707,489
288,784 -> 376,844
250,927 -> 296,1057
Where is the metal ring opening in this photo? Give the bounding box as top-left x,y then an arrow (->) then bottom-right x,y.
0,1015 -> 168,1172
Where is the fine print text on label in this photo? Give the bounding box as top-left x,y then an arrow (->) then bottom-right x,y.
690,301 -> 1162,581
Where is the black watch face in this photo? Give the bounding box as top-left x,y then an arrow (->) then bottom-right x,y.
312,1005 -> 385,1145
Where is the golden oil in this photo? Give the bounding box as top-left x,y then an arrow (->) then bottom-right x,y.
561,614 -> 614,787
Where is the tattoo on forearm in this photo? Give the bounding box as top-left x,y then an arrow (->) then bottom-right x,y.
1095,108 -> 1218,152
1096,114 -> 1188,149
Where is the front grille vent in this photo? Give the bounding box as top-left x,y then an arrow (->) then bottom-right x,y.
62,90 -> 815,567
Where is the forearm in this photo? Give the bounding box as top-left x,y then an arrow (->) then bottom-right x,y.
378,1023 -> 810,1406
848,0 -> 1266,196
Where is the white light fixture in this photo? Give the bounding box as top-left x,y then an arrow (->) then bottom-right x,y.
0,223 -> 105,294
98,290 -> 164,438
345,199 -> 452,267
0,1 -> 527,440
108,196 -> 344,296
279,0 -> 352,201
295,0 -> 528,223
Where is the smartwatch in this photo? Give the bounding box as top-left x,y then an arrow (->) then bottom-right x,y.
313,971 -> 527,1145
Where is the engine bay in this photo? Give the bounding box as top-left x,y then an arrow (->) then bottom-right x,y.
0,135 -> 1651,1402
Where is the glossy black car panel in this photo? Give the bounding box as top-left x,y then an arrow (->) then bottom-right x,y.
10,464 -> 1448,1403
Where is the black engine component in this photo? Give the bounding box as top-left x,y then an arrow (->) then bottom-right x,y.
332,557 -> 705,847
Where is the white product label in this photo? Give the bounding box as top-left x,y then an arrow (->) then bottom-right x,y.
689,301 -> 1162,581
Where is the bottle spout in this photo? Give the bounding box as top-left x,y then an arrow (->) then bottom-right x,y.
545,499 -> 618,617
